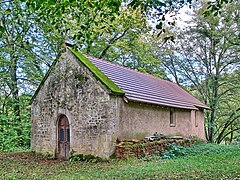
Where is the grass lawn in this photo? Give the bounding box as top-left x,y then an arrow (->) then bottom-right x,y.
0,143 -> 240,179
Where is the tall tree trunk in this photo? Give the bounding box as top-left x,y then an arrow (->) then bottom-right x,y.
9,46 -> 22,146
9,44 -> 20,121
204,110 -> 210,141
10,59 -> 20,121
230,125 -> 233,144
208,37 -> 220,143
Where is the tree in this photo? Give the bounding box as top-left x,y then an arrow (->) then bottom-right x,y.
161,1 -> 240,143
27,0 -> 167,78
214,70 -> 240,144
77,6 -> 166,77
0,0 -> 57,149
23,0 -> 205,45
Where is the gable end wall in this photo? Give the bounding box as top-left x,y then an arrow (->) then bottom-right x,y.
31,49 -> 121,158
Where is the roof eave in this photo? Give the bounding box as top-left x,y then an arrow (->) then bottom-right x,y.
194,104 -> 211,110
125,97 -> 199,110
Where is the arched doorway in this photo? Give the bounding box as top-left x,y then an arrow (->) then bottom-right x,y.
58,115 -> 70,159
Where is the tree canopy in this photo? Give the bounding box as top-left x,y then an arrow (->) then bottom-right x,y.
161,1 -> 240,143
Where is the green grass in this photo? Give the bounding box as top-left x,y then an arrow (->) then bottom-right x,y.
0,143 -> 240,179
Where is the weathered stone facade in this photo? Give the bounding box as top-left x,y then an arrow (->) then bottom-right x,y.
31,50 -> 120,158
31,49 -> 206,159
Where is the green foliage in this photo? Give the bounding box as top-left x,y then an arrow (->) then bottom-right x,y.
69,150 -> 104,163
161,143 -> 187,159
185,143 -> 240,157
141,142 -> 240,162
162,1 -> 240,143
141,143 -> 187,161
141,152 -> 162,162
25,0 -> 123,48
0,0 -> 57,152
235,132 -> 240,144
24,0 -> 196,41
0,95 -> 31,152
204,0 -> 234,17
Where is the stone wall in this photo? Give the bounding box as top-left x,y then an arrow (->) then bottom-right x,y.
31,49 -> 120,159
118,101 -> 205,140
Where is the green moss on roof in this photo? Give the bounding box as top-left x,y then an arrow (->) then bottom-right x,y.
69,48 -> 125,95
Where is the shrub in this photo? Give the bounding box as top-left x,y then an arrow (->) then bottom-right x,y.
185,142 -> 240,156
69,150 -> 104,162
161,143 -> 187,159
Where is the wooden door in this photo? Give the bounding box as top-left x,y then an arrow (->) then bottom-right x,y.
58,115 -> 70,160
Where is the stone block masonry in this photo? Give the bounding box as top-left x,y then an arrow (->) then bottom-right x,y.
31,49 -> 121,159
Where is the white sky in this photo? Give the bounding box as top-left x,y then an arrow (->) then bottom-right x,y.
175,6 -> 194,28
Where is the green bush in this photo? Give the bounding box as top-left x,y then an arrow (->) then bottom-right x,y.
161,143 -> 187,159
141,143 -> 187,161
185,142 -> 240,156
141,142 -> 240,162
69,150 -> 104,163
0,95 -> 31,152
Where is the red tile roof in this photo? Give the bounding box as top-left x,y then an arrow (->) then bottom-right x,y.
86,55 -> 209,110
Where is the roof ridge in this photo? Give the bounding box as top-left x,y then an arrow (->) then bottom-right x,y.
84,54 -> 140,73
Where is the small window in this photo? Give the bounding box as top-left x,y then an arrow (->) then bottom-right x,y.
170,108 -> 176,127
195,111 -> 198,127
60,128 -> 64,142
67,128 -> 70,142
